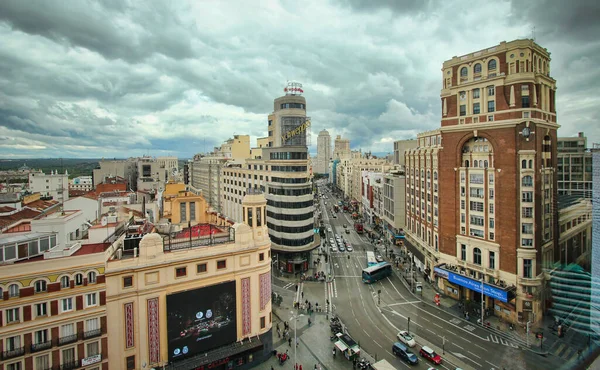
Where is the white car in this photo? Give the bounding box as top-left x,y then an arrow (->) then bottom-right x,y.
329,238 -> 335,245
346,244 -> 353,252
397,330 -> 416,347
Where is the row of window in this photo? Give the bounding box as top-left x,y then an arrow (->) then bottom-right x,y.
266,210 -> 313,221
266,222 -> 314,234
270,165 -> 307,172
0,235 -> 57,262
460,60 -> 497,78
459,244 -> 496,269
280,103 -> 306,110
268,187 -> 312,196
4,293 -> 101,325
459,101 -> 495,116
1,272 -> 98,299
267,199 -> 313,209
270,177 -> 308,184
269,152 -> 308,160
268,234 -> 314,247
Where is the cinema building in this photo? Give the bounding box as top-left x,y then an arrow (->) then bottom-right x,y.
105,192 -> 273,370
406,39 -> 558,324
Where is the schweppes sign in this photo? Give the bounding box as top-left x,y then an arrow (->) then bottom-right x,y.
281,119 -> 311,143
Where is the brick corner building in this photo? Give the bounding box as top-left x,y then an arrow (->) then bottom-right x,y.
406,39 -> 558,325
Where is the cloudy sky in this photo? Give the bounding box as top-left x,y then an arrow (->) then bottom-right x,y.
0,0 -> 598,159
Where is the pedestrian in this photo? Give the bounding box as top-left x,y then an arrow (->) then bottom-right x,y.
288,338 -> 292,347
299,365 -> 303,370
314,364 -> 318,370
302,291 -> 304,299
271,366 -> 274,370
295,284 -> 298,292
296,337 -> 299,347
277,328 -> 281,338
276,322 -> 280,331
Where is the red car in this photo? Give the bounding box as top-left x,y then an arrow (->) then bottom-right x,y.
419,345 -> 442,365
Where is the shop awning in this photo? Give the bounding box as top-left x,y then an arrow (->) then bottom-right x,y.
335,341 -> 348,352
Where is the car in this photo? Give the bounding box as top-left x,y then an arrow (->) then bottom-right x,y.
343,224 -> 347,228
419,346 -> 442,365
329,238 -> 335,245
376,255 -> 384,262
345,229 -> 350,234
330,246 -> 336,252
338,245 -> 346,252
332,214 -> 337,218
396,330 -> 416,347
392,342 -> 418,365
346,244 -> 353,252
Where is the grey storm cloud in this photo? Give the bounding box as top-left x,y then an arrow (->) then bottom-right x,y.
0,0 -> 597,159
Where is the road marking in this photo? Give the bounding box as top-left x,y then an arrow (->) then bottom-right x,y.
467,350 -> 481,359
452,343 -> 465,350
380,307 -> 423,328
464,325 -> 476,332
432,322 -> 443,329
283,282 -> 294,290
387,301 -> 421,306
426,328 -> 436,335
373,340 -> 382,348
486,360 -> 496,368
473,342 -> 486,350
451,352 -> 482,367
449,318 -> 462,325
334,275 -> 361,278
363,329 -> 371,337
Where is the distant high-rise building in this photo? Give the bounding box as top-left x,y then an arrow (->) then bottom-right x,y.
316,129 -> 331,174
557,132 -> 593,198
333,135 -> 351,160
407,39 -> 558,325
393,139 -> 418,167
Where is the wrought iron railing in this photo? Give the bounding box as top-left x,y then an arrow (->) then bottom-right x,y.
58,334 -> 78,346
60,360 -> 79,370
2,346 -> 25,360
83,328 -> 102,339
31,340 -> 52,352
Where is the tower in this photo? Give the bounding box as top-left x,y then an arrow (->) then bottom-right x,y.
316,129 -> 332,174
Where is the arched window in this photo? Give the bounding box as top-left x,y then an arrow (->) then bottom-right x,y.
474,63 -> 482,74
538,59 -> 541,71
433,171 -> 438,180
8,284 -> 19,298
88,271 -> 97,284
465,160 -> 470,167
529,160 -> 533,169
522,175 -> 533,187
473,248 -> 482,265
427,170 -> 431,180
474,161 -> 478,168
0,287 -> 2,299
521,160 -> 527,169
61,276 -> 70,289
34,280 -> 47,293
543,61 -> 546,73
460,67 -> 468,77
75,273 -> 83,286
479,160 -> 484,168
484,160 -> 489,168
488,60 -> 497,70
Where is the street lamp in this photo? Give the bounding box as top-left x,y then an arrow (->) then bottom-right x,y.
290,311 -> 305,369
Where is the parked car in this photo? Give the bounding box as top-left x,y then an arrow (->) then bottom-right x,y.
392,342 -> 418,365
396,330 -> 416,347
338,245 -> 346,252
329,238 -> 335,245
419,346 -> 442,365
346,244 -> 353,252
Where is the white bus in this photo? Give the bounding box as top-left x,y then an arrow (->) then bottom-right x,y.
366,251 -> 378,267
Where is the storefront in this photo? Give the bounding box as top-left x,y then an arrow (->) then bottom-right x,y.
433,265 -> 516,321
166,332 -> 271,370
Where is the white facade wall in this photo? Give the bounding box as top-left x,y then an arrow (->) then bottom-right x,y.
63,196 -> 99,223
28,171 -> 69,202
31,210 -> 87,247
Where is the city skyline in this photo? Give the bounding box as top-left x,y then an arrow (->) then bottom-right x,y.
0,0 -> 598,159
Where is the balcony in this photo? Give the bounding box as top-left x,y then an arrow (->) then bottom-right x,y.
31,340 -> 52,353
58,334 -> 78,346
518,276 -> 541,286
2,347 -> 25,360
83,328 -> 102,339
60,360 -> 79,370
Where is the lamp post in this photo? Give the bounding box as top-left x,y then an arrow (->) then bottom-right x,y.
480,277 -> 484,327
290,311 -> 305,369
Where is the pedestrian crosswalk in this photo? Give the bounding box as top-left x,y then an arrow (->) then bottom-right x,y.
551,343 -> 579,362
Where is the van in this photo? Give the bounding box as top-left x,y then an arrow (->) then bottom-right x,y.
392,342 -> 418,365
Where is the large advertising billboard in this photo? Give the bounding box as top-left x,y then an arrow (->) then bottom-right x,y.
434,267 -> 508,302
167,281 -> 237,362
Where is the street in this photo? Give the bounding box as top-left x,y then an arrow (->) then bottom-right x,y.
314,183 -> 558,370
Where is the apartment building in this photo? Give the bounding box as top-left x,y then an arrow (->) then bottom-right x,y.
189,156 -> 229,212
28,170 -> 69,203
93,159 -> 137,188
161,182 -> 208,230
393,140 -> 418,167
557,132 -> 593,198
104,193 -> 272,370
350,158 -> 392,207
407,39 -> 558,325
221,84 -> 317,274
0,234 -> 109,370
69,177 -> 93,193
382,171 -> 407,245
361,172 -> 383,226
